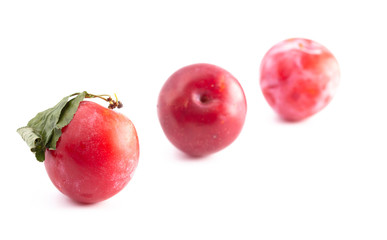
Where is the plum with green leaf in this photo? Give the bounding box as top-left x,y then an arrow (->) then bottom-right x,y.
17,92 -> 139,203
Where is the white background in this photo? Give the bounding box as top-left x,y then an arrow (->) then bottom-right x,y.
1,0 -> 386,239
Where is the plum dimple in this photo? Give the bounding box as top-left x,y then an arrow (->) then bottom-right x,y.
158,63 -> 247,157
260,38 -> 340,121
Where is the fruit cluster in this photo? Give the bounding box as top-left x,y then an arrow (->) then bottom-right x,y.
17,38 -> 340,203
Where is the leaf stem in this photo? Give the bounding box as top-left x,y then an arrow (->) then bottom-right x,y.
70,92 -> 123,109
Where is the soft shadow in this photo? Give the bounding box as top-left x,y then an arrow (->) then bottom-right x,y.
173,149 -> 213,162
56,194 -> 106,208
273,114 -> 310,125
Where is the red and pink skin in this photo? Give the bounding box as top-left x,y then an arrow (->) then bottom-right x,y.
44,101 -> 139,204
260,38 -> 340,121
158,63 -> 247,157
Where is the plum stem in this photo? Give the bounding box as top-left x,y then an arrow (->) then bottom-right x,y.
70,92 -> 123,109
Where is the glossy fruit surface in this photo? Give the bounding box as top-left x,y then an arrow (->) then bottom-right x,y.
260,38 -> 340,121
158,63 -> 247,157
44,101 -> 139,203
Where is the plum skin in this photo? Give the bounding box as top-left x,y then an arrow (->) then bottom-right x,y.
260,38 -> 340,121
157,63 -> 247,157
44,101 -> 139,203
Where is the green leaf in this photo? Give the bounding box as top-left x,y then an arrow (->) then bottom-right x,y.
17,91 -> 87,162
16,127 -> 42,150
35,150 -> 45,162
47,91 -> 86,149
